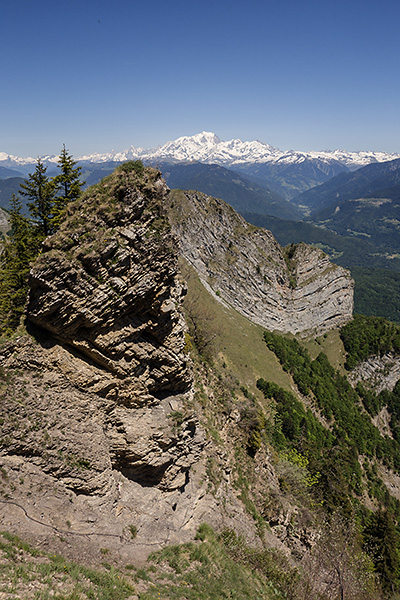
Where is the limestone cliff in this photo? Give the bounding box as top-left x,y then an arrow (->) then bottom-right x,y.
168,190 -> 354,335
0,165 -> 219,563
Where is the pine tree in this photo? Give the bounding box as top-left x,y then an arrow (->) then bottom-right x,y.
19,158 -> 56,238
52,144 -> 84,230
0,195 -> 37,334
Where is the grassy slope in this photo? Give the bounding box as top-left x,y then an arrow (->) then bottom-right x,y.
180,258 -> 295,397
0,527 -> 287,600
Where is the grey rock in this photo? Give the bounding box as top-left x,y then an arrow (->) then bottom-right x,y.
168,190 -> 354,335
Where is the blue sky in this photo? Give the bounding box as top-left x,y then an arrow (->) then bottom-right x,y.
1,0 -> 400,156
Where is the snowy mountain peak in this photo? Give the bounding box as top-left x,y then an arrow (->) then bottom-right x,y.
1,133 -> 399,172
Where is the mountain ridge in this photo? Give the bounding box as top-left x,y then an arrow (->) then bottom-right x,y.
0,163 -> 399,598
1,131 -> 399,173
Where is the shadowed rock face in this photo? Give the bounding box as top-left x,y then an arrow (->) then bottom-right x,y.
168,190 -> 354,335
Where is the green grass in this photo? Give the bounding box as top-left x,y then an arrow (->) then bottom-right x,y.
302,328 -> 347,373
0,531 -> 134,599
140,524 -> 290,600
0,526 -> 298,600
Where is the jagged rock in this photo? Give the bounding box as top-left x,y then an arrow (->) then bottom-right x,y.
27,165 -> 192,403
168,190 -> 354,335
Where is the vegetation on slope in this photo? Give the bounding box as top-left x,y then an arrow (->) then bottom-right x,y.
255,328 -> 400,594
351,267 -> 400,323
180,262 -> 394,597
340,314 -> 400,369
0,530 -> 134,599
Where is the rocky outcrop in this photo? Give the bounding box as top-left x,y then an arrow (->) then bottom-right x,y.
28,165 -> 191,404
348,353 -> 400,394
168,190 -> 354,335
3,164 -> 204,495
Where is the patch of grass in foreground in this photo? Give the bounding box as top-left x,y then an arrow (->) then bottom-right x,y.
0,526 -> 299,600
0,531 -> 134,600
141,524 -> 293,600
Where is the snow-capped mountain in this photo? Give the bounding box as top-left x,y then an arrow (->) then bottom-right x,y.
1,132 -> 399,172
75,131 -> 400,170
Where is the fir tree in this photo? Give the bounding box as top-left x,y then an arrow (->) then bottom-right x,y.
52,144 -> 84,229
19,158 -> 56,238
0,195 -> 36,334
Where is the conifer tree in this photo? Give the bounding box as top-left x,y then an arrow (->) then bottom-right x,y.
52,144 -> 84,229
19,158 -> 56,238
0,195 -> 36,333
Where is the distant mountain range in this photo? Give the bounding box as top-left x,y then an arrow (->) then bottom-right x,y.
1,132 -> 399,198
77,132 -> 400,170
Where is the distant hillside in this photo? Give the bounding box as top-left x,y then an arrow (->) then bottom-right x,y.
0,177 -> 24,211
349,267 -> 400,323
292,157 -> 400,214
232,156 -> 349,199
158,161 -> 302,220
0,166 -> 25,179
79,161 -> 121,187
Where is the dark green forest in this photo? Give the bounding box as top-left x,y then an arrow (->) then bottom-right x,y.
257,327 -> 400,593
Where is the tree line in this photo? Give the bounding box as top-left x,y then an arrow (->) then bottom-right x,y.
0,146 -> 84,334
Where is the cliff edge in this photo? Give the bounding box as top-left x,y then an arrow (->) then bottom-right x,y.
168,189 -> 354,335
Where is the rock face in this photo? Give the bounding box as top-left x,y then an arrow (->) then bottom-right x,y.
168,190 -> 354,335
348,353 -> 400,394
21,164 -> 203,494
28,164 -> 191,404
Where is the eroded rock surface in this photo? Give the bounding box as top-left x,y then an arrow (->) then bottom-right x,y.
168,190 -> 354,335
348,353 -> 400,394
28,166 -> 191,404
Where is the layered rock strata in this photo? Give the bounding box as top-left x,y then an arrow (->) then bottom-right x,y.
20,165 -> 203,493
168,189 -> 354,335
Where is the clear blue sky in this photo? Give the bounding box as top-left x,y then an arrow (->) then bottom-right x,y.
1,0 -> 400,157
